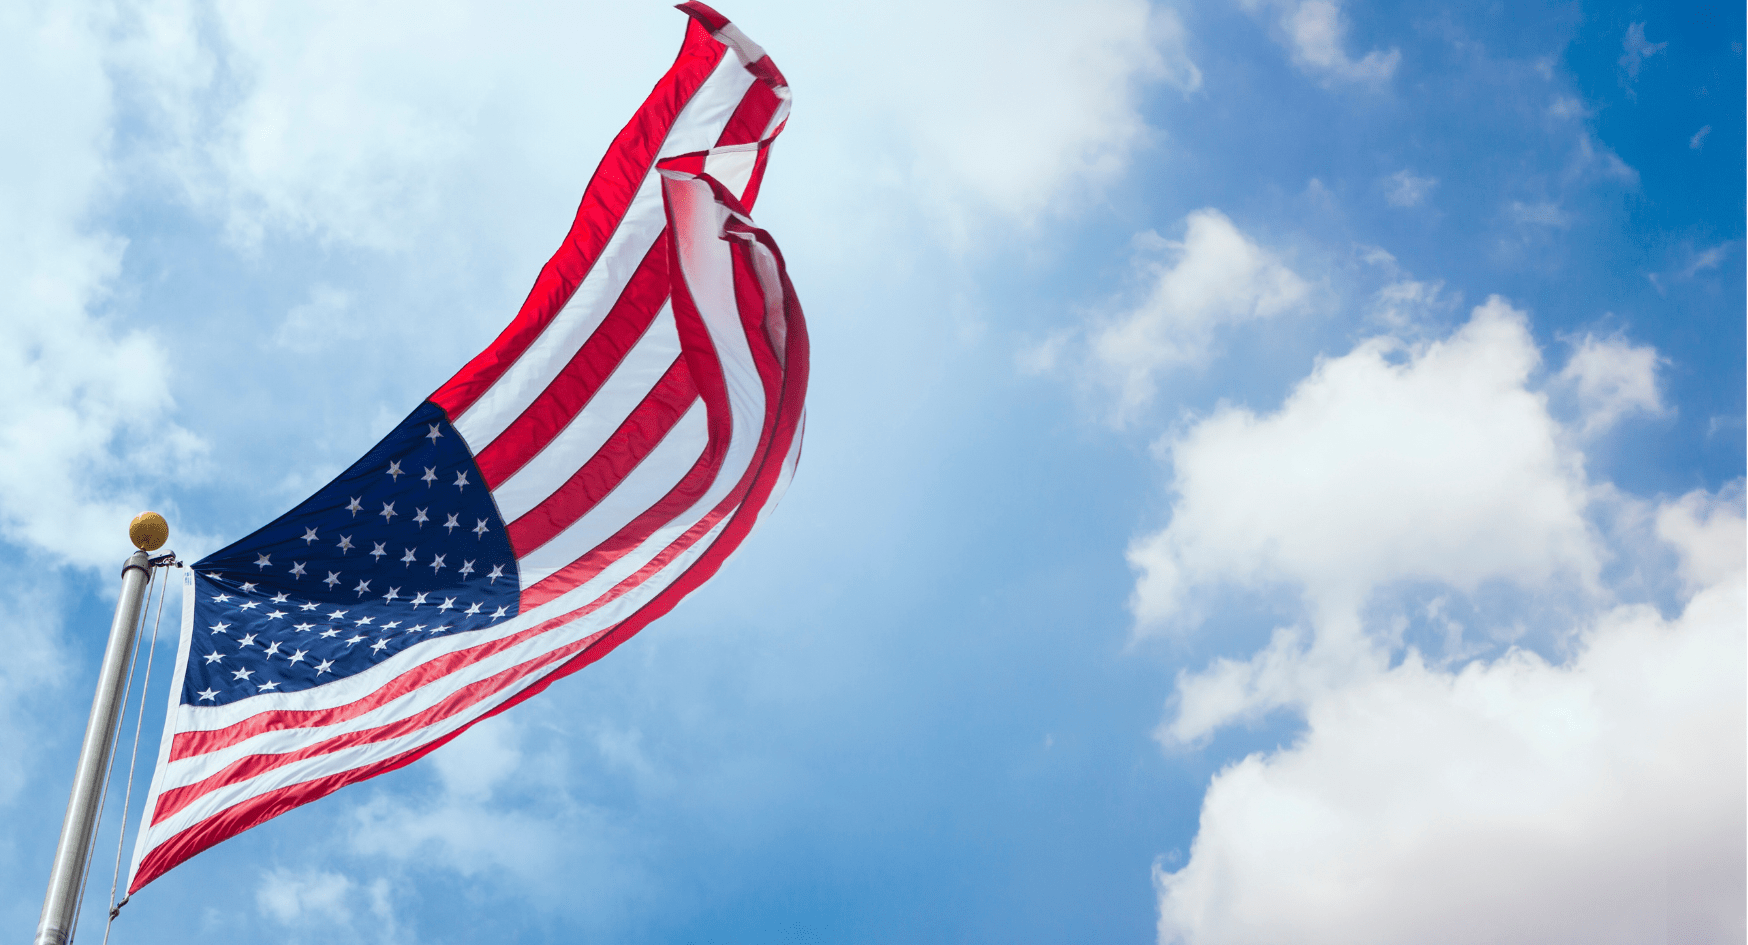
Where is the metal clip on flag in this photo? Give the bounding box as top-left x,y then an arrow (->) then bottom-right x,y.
120,2 -> 807,896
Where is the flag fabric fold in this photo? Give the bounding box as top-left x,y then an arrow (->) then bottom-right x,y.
126,2 -> 807,894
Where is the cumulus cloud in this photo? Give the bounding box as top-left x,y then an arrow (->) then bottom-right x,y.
1557,334 -> 1665,434
256,867 -> 405,945
1135,295 -> 1742,942
1091,210 -> 1311,419
1156,497 -> 1745,944
1130,297 -> 1596,644
117,0 -> 1186,254
0,0 -> 205,570
1242,0 -> 1399,85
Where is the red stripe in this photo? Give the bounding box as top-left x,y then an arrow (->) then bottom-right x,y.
714,76 -> 784,147
472,234 -> 671,487
504,356 -> 701,556
674,1 -> 730,32
428,19 -> 724,419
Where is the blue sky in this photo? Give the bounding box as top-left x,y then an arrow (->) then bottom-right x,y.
0,2 -> 1741,943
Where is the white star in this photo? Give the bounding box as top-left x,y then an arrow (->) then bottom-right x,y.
453,471 -> 470,491
429,625 -> 451,634
401,547 -> 418,566
370,542 -> 388,561
430,554 -> 448,573
353,579 -> 372,597
287,649 -> 308,665
337,535 -> 354,554
463,602 -> 482,616
370,639 -> 390,654
422,466 -> 438,487
324,571 -> 342,588
413,508 -> 429,528
437,597 -> 457,613
319,628 -> 341,639
212,593 -> 232,604
487,564 -> 505,584
408,624 -> 427,633
239,582 -> 257,594
289,561 -> 307,578
258,680 -> 280,691
293,622 -> 315,632
265,610 -> 286,620
459,560 -> 476,578
382,587 -> 401,603
209,622 -> 231,634
271,591 -> 290,604
327,609 -> 349,620
346,496 -> 363,516
203,652 -> 224,664
380,502 -> 398,523
231,667 -> 253,681
443,513 -> 461,533
197,688 -> 219,701
254,553 -> 272,570
263,640 -> 282,658
237,600 -> 260,611
315,660 -> 334,675
344,634 -> 366,646
491,606 -> 509,620
426,424 -> 443,443
299,601 -> 319,611
410,592 -> 429,608
301,527 -> 319,545
387,460 -> 405,481
237,633 -> 258,648
382,620 -> 401,630
473,518 -> 489,538
355,616 -> 374,626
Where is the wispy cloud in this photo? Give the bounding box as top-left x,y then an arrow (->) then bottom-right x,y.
1690,124 -> 1712,149
1618,22 -> 1667,80
1384,169 -> 1437,208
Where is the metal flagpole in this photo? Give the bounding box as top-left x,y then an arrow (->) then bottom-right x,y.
34,514 -> 170,945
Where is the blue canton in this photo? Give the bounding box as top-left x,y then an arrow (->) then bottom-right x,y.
185,402 -> 520,707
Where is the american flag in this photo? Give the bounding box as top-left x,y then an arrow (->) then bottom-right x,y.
127,2 -> 807,893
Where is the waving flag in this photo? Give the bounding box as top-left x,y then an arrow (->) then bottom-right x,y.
126,2 -> 807,894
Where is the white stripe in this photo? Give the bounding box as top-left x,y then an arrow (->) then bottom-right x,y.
490,303 -> 680,522
514,400 -> 710,585
452,54 -> 756,453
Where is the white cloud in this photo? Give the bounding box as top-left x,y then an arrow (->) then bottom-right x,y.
118,0 -> 1185,254
1557,334 -> 1665,434
1690,124 -> 1712,149
1243,0 -> 1399,85
1618,22 -> 1667,80
1155,489 -> 1746,945
257,868 -> 354,924
1680,242 -> 1734,278
256,867 -> 405,945
1091,210 -> 1311,419
0,0 -> 206,570
1130,297 -> 1597,644
1508,199 -> 1569,228
1383,169 -> 1436,207
275,285 -> 360,353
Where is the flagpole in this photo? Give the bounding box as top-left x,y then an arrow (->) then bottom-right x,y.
34,515 -> 168,945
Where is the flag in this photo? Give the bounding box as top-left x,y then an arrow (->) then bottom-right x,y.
126,2 -> 807,894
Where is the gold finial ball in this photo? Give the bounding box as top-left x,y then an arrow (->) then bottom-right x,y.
129,512 -> 169,552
